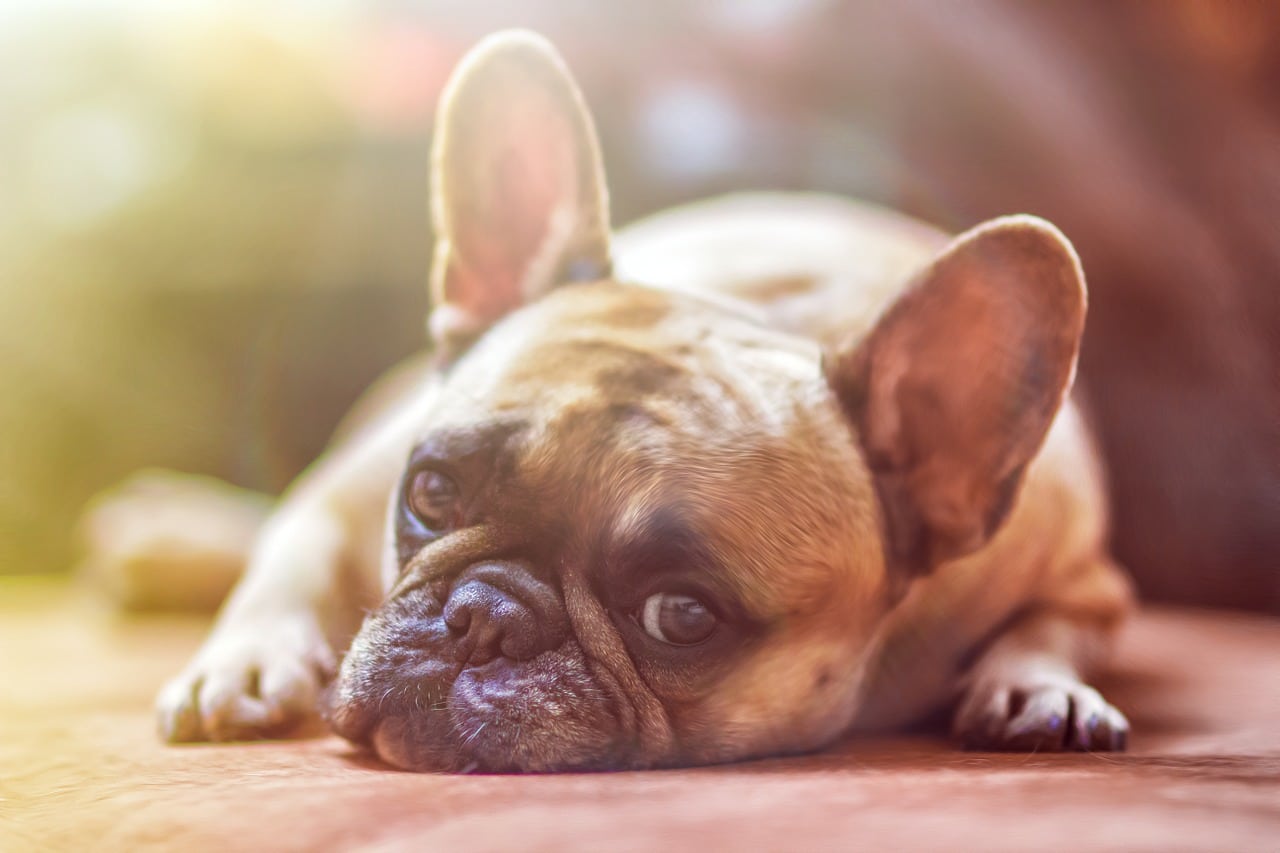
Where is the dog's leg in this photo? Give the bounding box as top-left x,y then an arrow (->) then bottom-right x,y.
952,596 -> 1130,752
156,507 -> 348,741
78,470 -> 270,612
155,396 -> 425,742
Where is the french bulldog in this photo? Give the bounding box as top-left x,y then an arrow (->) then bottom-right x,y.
154,30 -> 1133,772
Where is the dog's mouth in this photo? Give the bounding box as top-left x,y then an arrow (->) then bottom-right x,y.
326,601 -> 628,773
325,648 -> 467,771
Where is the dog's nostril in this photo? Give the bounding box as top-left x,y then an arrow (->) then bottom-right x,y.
459,608 -> 505,665
443,601 -> 471,635
444,577 -> 547,664
440,563 -> 568,665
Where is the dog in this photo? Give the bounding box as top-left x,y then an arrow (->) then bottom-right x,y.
152,30 -> 1132,771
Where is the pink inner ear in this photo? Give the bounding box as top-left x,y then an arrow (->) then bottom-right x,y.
444,96 -> 580,324
828,218 -> 1086,572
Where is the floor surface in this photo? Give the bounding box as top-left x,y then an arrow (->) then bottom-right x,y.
3,578 -> 1278,851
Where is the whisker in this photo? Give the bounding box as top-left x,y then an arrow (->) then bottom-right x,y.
462,721 -> 489,747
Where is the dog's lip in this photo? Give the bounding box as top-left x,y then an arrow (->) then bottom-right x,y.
324,682 -> 378,746
335,670 -> 635,774
326,649 -> 467,746
367,711 -> 468,772
328,648 -> 542,751
340,664 -> 519,772
329,619 -> 642,772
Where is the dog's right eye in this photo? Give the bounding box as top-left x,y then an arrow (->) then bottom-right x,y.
638,592 -> 718,646
406,470 -> 461,532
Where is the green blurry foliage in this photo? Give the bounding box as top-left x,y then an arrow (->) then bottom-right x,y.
0,3 -> 433,573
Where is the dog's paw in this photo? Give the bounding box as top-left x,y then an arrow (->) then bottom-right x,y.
157,614 -> 336,742
953,675 -> 1128,752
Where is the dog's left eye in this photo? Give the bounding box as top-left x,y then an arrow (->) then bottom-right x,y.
639,592 -> 717,645
406,469 -> 460,531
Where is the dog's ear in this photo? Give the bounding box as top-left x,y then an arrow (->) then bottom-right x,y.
427,30 -> 611,351
826,216 -> 1086,577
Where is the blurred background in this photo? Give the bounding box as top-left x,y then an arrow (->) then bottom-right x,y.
1,0 -> 1277,611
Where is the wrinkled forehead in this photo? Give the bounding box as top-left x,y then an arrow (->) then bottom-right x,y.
415,281 -> 877,616
436,280 -> 821,425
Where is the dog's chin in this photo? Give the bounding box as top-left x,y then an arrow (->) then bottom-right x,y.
329,621 -> 630,773
366,713 -> 468,772
366,717 -> 615,774
353,663 -> 622,773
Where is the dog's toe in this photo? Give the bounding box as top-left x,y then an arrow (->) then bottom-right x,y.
259,657 -> 322,716
156,619 -> 334,742
156,673 -> 205,743
1061,682 -> 1129,751
955,679 -> 1128,752
1001,686 -> 1071,750
197,667 -> 281,740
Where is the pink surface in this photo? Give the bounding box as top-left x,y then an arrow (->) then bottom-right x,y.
4,579 -> 1278,851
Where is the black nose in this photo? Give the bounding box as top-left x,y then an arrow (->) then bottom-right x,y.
442,563 -> 567,665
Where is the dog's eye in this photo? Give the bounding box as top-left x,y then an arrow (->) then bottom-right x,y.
406,470 -> 460,531
639,592 -> 717,646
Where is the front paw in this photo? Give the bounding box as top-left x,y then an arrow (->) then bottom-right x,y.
156,614 -> 336,742
954,676 -> 1128,752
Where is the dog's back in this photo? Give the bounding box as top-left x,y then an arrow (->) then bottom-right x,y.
615,192 -> 948,347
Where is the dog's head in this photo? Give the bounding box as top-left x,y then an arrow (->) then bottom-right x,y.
328,31 -> 1087,772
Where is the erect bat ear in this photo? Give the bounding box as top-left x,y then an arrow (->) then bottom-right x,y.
427,30 -> 612,354
826,216 -> 1087,576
